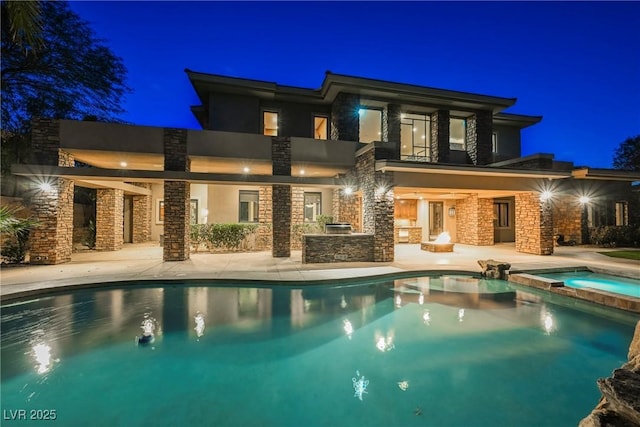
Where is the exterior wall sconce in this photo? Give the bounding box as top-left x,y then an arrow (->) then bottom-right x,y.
448,207 -> 456,217
579,196 -> 590,205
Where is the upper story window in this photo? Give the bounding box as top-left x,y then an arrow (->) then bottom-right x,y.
401,113 -> 430,161
492,132 -> 498,153
304,192 -> 322,222
314,115 -> 328,140
450,118 -> 466,150
239,190 -> 259,223
263,111 -> 278,136
358,107 -> 382,143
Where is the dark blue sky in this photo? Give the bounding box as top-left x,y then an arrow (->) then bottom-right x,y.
70,1 -> 639,168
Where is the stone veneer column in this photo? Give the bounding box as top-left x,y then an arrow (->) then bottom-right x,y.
95,188 -> 124,251
515,192 -> 554,255
163,128 -> 190,261
385,104 -> 402,159
132,183 -> 152,243
466,110 -> 493,165
553,198 -> 584,244
29,119 -> 74,265
272,137 -> 291,257
330,93 -> 360,141
430,110 -> 450,163
456,194 -> 494,245
356,147 -> 394,262
257,186 -> 273,250
291,187 -> 305,250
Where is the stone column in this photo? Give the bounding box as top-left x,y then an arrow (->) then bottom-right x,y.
330,93 -> 360,141
29,119 -> 74,265
515,192 -> 554,255
332,188 -> 361,232
291,186 -> 305,250
553,198 -> 583,244
384,104 -> 402,159
163,128 -> 190,261
456,194 -> 494,245
272,137 -> 291,257
430,110 -> 450,163
95,188 -> 124,251
356,147 -> 394,262
257,186 -> 273,251
132,183 -> 152,243
466,110 -> 493,165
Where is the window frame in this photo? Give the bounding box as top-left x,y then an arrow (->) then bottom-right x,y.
358,106 -> 383,143
313,114 -> 329,140
262,110 -> 279,136
492,132 -> 498,153
303,192 -> 322,223
449,117 -> 466,151
239,190 -> 259,223
493,202 -> 510,228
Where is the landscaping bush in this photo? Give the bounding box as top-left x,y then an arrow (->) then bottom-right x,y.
191,223 -> 259,252
588,225 -> 640,247
0,206 -> 38,264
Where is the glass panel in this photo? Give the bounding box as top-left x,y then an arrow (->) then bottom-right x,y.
304,192 -> 322,222
263,111 -> 278,136
314,116 -> 328,140
358,108 -> 382,143
429,202 -> 443,238
492,133 -> 498,153
615,202 -> 627,226
450,118 -> 466,150
494,202 -> 509,228
239,191 -> 259,222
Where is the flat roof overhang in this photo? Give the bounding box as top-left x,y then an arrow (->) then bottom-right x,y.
11,164 -> 340,188
572,168 -> 640,182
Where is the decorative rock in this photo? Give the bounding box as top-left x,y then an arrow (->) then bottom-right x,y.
477,259 -> 511,280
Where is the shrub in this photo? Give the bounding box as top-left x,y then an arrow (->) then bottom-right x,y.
315,214 -> 334,233
192,223 -> 259,252
589,225 -> 640,247
0,205 -> 38,264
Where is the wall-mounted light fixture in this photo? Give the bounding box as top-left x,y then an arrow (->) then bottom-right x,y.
540,190 -> 553,202
448,207 -> 456,217
579,196 -> 590,205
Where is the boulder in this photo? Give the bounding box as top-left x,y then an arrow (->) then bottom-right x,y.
477,259 -> 511,280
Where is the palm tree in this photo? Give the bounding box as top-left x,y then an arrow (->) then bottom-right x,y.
0,205 -> 38,263
2,0 -> 44,51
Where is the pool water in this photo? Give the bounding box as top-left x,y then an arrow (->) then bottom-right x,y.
1,276 -> 636,427
538,271 -> 640,298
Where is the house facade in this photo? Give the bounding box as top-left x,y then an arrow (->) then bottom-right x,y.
12,71 -> 638,264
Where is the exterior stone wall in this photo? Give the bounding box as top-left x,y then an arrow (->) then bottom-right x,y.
163,128 -> 190,261
466,110 -> 493,165
291,186 -> 305,250
330,93 -> 359,141
456,194 -> 494,245
257,186 -> 273,250
163,181 -> 190,261
132,183 -> 152,243
95,188 -> 124,251
553,198 -> 583,244
29,120 -> 74,264
302,234 -> 374,263
356,147 -> 394,262
430,110 -> 450,163
515,192 -> 554,255
332,188 -> 361,232
272,185 -> 291,257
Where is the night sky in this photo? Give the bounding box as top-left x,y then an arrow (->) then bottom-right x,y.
69,1 -> 639,169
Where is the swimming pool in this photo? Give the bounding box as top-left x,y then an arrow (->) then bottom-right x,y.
538,271 -> 640,298
1,275 -> 636,426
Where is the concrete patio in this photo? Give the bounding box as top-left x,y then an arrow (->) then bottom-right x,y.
1,242 -> 638,301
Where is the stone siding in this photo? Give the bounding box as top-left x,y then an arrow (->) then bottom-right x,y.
553,198 -> 583,244
465,110 -> 493,165
257,186 -> 273,250
95,188 -> 124,251
29,120 -> 74,264
132,183 -> 152,243
272,184 -> 291,257
291,186 -> 305,250
332,188 -> 361,232
330,93 -> 359,141
302,234 -> 374,263
356,147 -> 394,261
515,192 -> 554,255
456,194 -> 494,245
163,181 -> 190,261
430,110 -> 450,163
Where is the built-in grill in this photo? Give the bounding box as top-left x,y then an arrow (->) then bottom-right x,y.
325,223 -> 352,234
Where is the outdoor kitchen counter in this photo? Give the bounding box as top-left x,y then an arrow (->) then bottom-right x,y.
394,227 -> 422,244
302,233 -> 374,263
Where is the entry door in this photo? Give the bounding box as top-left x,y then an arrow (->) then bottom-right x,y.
429,202 -> 443,239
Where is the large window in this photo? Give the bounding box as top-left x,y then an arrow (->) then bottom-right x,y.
450,118 -> 466,150
314,116 -> 328,140
239,190 -> 259,223
304,192 -> 322,222
401,113 -> 430,161
358,107 -> 382,143
263,111 -> 278,136
494,202 -> 509,228
615,202 -> 628,226
492,132 -> 498,153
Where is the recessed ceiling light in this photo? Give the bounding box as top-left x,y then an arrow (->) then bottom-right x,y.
120,161 -> 128,168
243,167 -> 250,173
300,169 -> 305,175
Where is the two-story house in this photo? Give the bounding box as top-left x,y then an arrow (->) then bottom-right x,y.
12,70 -> 638,264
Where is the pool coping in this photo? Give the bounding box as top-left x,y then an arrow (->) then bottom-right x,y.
508,266 -> 640,314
